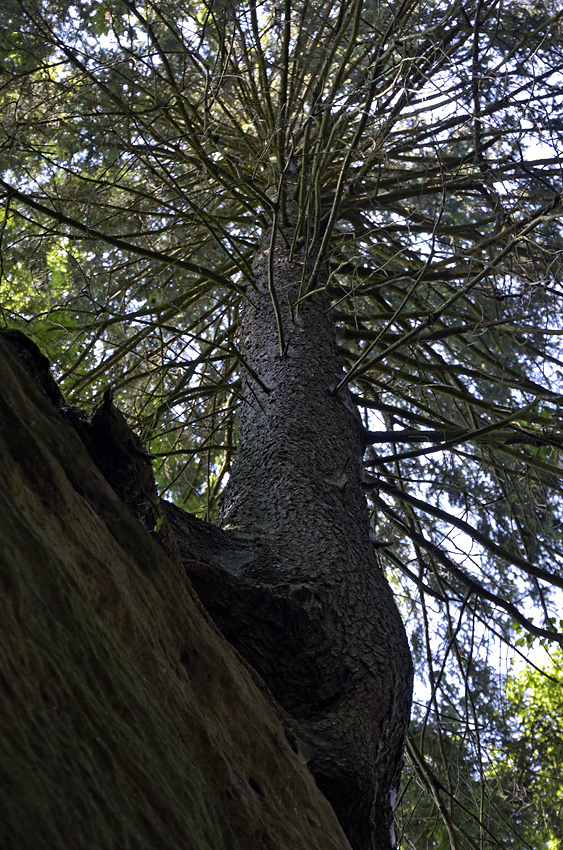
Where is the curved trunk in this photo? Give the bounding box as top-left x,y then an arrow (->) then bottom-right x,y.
217,224 -> 413,850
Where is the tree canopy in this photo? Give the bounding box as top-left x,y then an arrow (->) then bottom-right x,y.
2,0 -> 563,847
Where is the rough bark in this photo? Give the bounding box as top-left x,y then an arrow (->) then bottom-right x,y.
211,224 -> 414,850
0,331 -> 352,850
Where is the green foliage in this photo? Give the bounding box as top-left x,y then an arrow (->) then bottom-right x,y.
399,650 -> 563,850
499,651 -> 563,848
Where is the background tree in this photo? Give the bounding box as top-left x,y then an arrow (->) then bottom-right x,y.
498,648 -> 563,848
398,647 -> 563,850
1,0 -> 563,847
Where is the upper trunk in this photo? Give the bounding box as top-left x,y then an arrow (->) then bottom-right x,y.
217,221 -> 414,850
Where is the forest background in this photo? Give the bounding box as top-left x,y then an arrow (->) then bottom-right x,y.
2,0 -> 563,847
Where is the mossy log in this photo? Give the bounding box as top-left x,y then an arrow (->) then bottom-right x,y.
0,331 -> 351,850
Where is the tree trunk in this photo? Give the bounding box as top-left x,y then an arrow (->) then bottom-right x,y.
216,221 -> 414,850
